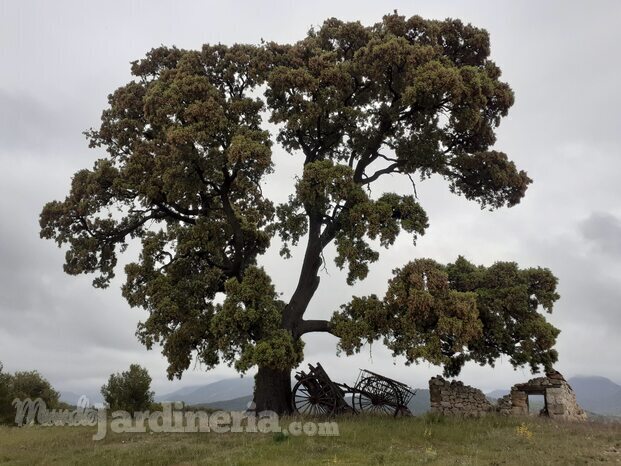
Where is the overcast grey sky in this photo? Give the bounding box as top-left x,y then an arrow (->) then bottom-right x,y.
1,0 -> 620,398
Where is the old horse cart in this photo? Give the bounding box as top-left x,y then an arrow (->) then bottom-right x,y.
292,363 -> 416,416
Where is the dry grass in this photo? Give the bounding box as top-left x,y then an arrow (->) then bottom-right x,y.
0,414 -> 619,465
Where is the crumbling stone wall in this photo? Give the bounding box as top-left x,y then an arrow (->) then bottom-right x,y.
429,376 -> 494,416
430,370 -> 587,421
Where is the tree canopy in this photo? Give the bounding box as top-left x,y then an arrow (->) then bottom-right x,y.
0,364 -> 61,424
332,257 -> 559,377
101,364 -> 155,412
40,13 -> 558,412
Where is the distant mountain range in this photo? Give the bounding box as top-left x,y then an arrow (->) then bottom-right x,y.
59,390 -> 104,406
568,376 -> 621,416
59,376 -> 254,407
408,389 -> 430,414
193,395 -> 254,411
191,389 -> 432,413
152,376 -> 432,413
155,376 -> 255,405
60,374 -> 620,417
486,389 -> 510,400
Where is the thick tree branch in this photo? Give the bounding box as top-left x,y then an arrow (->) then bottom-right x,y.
298,319 -> 334,335
360,161 -> 402,185
282,213 -> 323,329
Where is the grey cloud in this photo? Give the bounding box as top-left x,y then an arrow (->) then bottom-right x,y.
579,212 -> 621,256
1,0 -> 620,396
0,90 -> 84,156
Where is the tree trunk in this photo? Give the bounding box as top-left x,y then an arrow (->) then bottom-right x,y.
254,365 -> 293,414
252,214 -> 335,415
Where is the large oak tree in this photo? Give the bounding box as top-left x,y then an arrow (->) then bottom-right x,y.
40,13 -> 560,413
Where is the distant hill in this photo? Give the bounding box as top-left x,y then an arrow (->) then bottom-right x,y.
62,373 -> 621,417
191,389 -> 431,413
65,371 -> 618,417
171,373 -> 621,417
486,389 -> 510,400
568,376 -> 621,416
408,388 -> 430,414
156,377 -> 254,405
192,395 -> 254,411
59,390 -> 104,406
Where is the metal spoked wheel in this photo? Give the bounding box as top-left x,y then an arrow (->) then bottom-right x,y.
292,376 -> 338,416
353,376 -> 401,416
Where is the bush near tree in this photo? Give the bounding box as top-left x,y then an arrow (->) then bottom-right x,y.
101,364 -> 155,412
0,362 -> 61,424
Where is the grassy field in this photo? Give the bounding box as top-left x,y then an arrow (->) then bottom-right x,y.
0,414 -> 620,465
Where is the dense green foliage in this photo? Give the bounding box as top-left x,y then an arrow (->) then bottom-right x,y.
101,364 -> 155,412
10,371 -> 61,406
40,13 -> 557,411
332,257 -> 559,376
0,363 -> 60,424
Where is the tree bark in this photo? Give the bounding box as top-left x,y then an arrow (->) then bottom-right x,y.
255,207 -> 341,413
254,365 -> 293,414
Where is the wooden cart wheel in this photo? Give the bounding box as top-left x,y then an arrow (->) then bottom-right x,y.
292,376 -> 338,416
353,376 -> 400,416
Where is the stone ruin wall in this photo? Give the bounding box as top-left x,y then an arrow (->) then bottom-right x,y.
429,376 -> 494,416
429,371 -> 587,421
497,373 -> 587,421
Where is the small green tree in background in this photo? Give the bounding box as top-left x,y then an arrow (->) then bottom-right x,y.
101,364 -> 154,412
10,371 -> 60,408
0,364 -> 61,424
